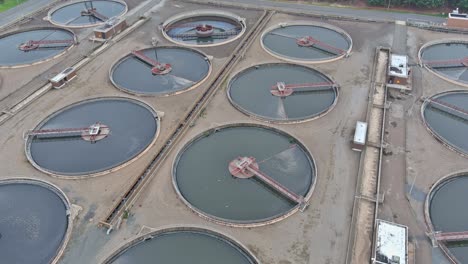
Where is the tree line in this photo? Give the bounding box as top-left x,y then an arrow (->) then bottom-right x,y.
368,0 -> 468,10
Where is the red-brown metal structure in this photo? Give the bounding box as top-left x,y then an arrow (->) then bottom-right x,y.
131,50 -> 172,75
18,39 -> 74,51
166,23 -> 241,39
296,36 -> 346,55
25,122 -> 109,142
424,57 -> 468,68
427,98 -> 468,120
229,156 -> 305,205
435,231 -> 468,242
81,8 -> 109,21
268,32 -> 345,55
270,81 -> 335,97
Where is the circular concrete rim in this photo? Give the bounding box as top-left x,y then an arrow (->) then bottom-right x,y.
227,62 -> 340,124
424,171 -> 468,264
101,225 -> 260,264
0,177 -> 73,264
47,0 -> 128,29
0,26 -> 77,69
109,46 -> 212,97
24,96 -> 161,179
171,122 -> 317,227
260,21 -> 353,64
161,10 -> 247,48
418,39 -> 468,87
420,90 -> 468,158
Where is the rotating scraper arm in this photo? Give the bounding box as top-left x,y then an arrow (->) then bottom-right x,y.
424,57 -> 468,67
268,32 -> 346,55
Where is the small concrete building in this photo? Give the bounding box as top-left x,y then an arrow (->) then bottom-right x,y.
388,54 -> 410,90
447,8 -> 468,29
50,67 -> 77,89
388,54 -> 409,85
94,17 -> 127,40
352,121 -> 367,152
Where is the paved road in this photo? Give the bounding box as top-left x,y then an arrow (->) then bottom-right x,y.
209,0 -> 447,23
0,0 -> 56,28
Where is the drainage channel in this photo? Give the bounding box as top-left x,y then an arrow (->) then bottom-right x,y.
99,10 -> 275,230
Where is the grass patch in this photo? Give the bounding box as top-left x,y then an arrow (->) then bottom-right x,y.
272,0 -> 447,18
0,0 -> 28,13
122,210 -> 130,219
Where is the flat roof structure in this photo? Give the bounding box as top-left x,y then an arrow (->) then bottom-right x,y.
389,54 -> 409,79
50,67 -> 75,83
374,219 -> 408,264
94,17 -> 125,33
353,121 -> 368,145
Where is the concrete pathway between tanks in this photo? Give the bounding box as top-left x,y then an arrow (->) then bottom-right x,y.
392,21 -> 408,55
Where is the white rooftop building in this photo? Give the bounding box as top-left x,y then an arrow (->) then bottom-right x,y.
351,121 -> 367,152
374,219 -> 408,264
389,54 -> 409,79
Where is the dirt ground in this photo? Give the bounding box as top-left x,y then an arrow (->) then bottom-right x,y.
0,0 -> 467,263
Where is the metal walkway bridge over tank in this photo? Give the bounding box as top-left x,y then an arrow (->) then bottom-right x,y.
131,50 -> 172,75
270,81 -> 336,97
435,231 -> 468,242
229,156 -> 307,211
268,32 -> 346,55
166,23 -> 241,40
81,1 -> 109,21
424,57 -> 468,69
426,97 -> 468,122
24,122 -> 109,142
18,39 -> 74,51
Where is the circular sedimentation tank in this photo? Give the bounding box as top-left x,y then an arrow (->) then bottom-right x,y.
162,10 -> 246,47
419,40 -> 468,86
427,173 -> 468,263
103,227 -> 258,264
228,63 -> 338,123
261,22 -> 352,63
0,178 -> 72,264
110,47 -> 211,96
48,0 -> 127,28
25,97 -> 159,178
173,124 -> 316,226
0,27 -> 76,68
421,90 -> 468,157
